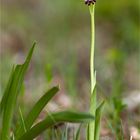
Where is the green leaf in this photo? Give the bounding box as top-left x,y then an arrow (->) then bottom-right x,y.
15,86 -> 59,139
75,124 -> 82,140
87,124 -> 90,140
88,84 -> 96,140
0,66 -> 15,115
61,125 -> 68,140
18,111 -> 94,140
0,43 -> 35,140
18,107 -> 27,133
94,101 -> 105,140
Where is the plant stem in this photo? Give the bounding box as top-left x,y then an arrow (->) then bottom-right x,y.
88,5 -> 96,140
89,6 -> 96,92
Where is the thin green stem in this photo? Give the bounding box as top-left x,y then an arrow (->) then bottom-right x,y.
88,5 -> 97,140
87,4 -> 104,140
89,6 -> 96,92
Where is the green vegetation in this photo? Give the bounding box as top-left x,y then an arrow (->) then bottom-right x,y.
86,3 -> 105,140
0,0 -> 139,139
0,45 -> 94,140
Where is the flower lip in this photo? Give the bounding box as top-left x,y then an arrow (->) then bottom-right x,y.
85,0 -> 96,5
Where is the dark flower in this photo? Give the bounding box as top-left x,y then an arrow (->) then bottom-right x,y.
85,0 -> 96,5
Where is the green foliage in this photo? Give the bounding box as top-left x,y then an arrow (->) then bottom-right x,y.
107,47 -> 126,139
0,43 -> 36,140
18,111 -> 94,140
15,86 -> 59,139
112,98 -> 126,140
1,0 -> 137,139
0,45 -> 94,140
88,85 -> 97,140
75,124 -> 82,140
94,101 -> 105,140
61,125 -> 68,140
87,85 -> 105,140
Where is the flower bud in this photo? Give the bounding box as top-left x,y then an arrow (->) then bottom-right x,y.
85,0 -> 96,6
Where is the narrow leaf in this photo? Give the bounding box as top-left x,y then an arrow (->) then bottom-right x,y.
19,107 -> 27,133
94,101 -> 105,140
62,125 -> 68,140
88,84 -> 96,140
15,86 -> 59,138
18,111 -> 94,140
0,67 -> 15,115
75,124 -> 82,140
1,43 -> 35,140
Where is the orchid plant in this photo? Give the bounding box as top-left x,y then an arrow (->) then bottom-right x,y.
85,1 -> 105,140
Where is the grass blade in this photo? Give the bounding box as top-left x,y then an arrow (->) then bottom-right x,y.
1,43 -> 35,140
62,125 -> 68,140
15,86 -> 59,139
75,124 -> 82,140
94,101 -> 105,140
18,107 -> 27,133
18,111 -> 94,140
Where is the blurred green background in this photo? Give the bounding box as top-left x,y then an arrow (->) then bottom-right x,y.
0,0 -> 140,137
